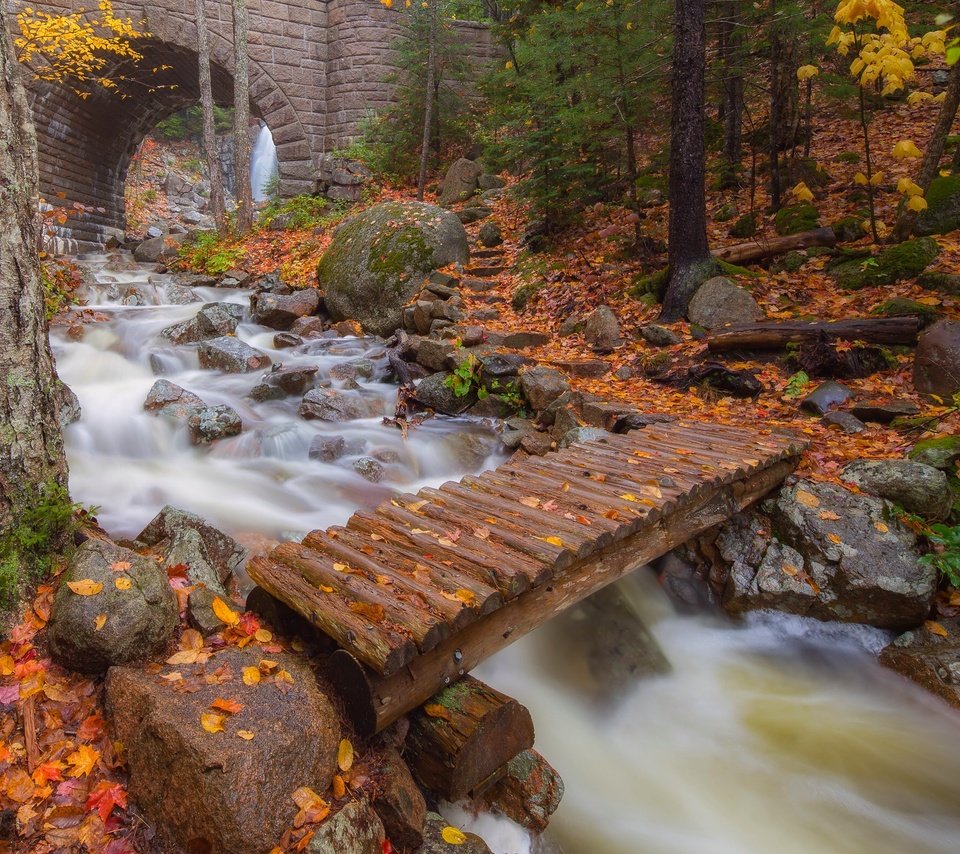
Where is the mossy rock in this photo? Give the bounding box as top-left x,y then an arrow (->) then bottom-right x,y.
512,282 -> 543,311
917,270 -> 960,296
729,213 -> 758,239
317,201 -> 468,337
784,157 -> 833,189
836,151 -> 861,164
831,215 -> 868,243
915,174 -> 960,236
772,250 -> 809,274
909,436 -> 960,470
714,203 -> 738,223
775,203 -> 820,236
830,237 -> 940,290
629,267 -> 669,301
871,297 -> 942,326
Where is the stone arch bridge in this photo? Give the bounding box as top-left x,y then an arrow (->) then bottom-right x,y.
14,0 -> 498,249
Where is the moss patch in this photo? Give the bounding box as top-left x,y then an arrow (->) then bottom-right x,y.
729,212 -> 757,239
775,203 -> 820,236
830,237 -> 940,290
915,174 -> 960,236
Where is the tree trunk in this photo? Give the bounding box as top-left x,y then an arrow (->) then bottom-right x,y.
891,59 -> 960,243
720,4 -> 744,167
196,0 -> 227,235
769,8 -> 782,211
417,1 -> 438,202
661,0 -> 713,322
232,0 -> 253,232
706,317 -> 921,352
0,6 -> 69,534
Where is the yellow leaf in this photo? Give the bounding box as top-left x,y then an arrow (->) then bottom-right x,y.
66,744 -> 100,777
337,738 -> 354,772
874,521 -> 889,533
796,64 -> 819,81
201,712 -> 225,733
94,614 -> 106,631
620,493 -> 638,502
254,629 -> 273,643
114,577 -> 132,590
869,170 -> 885,186
827,533 -> 842,545
67,579 -> 103,596
906,194 -> 928,212
333,562 -> 351,573
441,827 -> 468,845
332,774 -> 346,798
519,496 -> 540,508
925,620 -> 949,637
237,730 -> 255,740
892,139 -> 922,160
212,596 -> 240,626
242,666 -> 261,686
782,563 -> 800,577
540,536 -> 564,547
795,489 -> 820,508
166,649 -> 199,665
853,172 -> 868,185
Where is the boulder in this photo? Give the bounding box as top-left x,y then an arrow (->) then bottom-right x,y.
908,435 -> 960,470
161,302 -> 243,345
372,748 -> 426,851
478,222 -> 503,247
473,750 -> 563,834
309,435 -> 347,462
559,426 -> 608,448
718,480 -> 936,629
186,586 -> 229,635
187,404 -> 242,445
164,283 -> 197,305
914,174 -> 960,236
687,277 -> 763,329
440,431 -> 499,468
841,459 -> 953,521
583,305 -> 621,350
800,380 -> 852,415
137,505 -> 247,583
880,618 -> 960,710
251,289 -> 320,330
639,325 -> 681,346
850,400 -> 920,424
420,812 -> 491,854
830,238 -> 939,290
134,233 -> 187,263
457,206 -> 492,224
774,203 -> 820,235
299,388 -> 384,422
55,381 -> 82,428
822,411 -> 866,434
519,366 -> 570,412
163,525 -> 226,594
414,372 -> 476,415
439,158 -> 483,205
274,332 -> 302,349
307,800 -> 385,854
478,174 -> 506,191
318,201 -> 469,337
48,540 -> 178,673
250,365 -> 319,401
913,319 -> 960,399
417,338 -> 456,372
199,337 -> 271,373
105,647 -> 339,854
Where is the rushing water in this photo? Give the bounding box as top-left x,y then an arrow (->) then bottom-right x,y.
250,124 -> 279,203
51,258 -> 503,542
52,258 -> 960,854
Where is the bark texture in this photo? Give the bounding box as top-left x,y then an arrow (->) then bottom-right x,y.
196,0 -> 227,234
661,0 -> 714,321
0,5 -> 69,532
232,0 -> 253,232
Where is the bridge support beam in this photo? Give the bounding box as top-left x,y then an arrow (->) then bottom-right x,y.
327,456 -> 800,735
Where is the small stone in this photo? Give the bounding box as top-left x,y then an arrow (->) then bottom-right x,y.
502,331 -> 551,350
851,400 -> 920,424
144,380 -> 203,415
639,324 -> 681,346
841,459 -> 953,521
353,457 -> 385,483
822,411 -> 866,434
187,586 -> 229,636
309,435 -> 347,462
800,381 -> 852,415
273,332 -> 302,349
198,337 -> 271,373
187,404 -> 242,445
308,800 -> 386,854
583,305 -> 621,349
164,528 -> 226,595
478,222 -> 503,247
372,749 -> 426,851
419,812 -> 491,854
913,319 -> 960,398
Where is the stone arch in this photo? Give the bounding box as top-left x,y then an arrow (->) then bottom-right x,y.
29,19 -> 312,249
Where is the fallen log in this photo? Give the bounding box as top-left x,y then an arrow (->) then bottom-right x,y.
707,317 -> 921,353
713,227 -> 837,265
406,675 -> 535,801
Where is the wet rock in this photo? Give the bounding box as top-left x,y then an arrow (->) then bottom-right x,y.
850,400 -> 920,424
822,411 -> 866,434
439,158 -> 483,205
106,647 -> 339,854
307,799 -> 385,854
218,268 -> 253,288
474,750 -> 563,834
48,540 -> 178,673
199,337 -> 271,373
441,431 -> 499,468
908,435 -> 960,470
800,380 -> 852,415
639,324 -> 681,346
718,480 -> 936,629
372,748 -> 426,851
687,277 -> 763,329
420,812 -> 492,854
353,457 -> 385,483
186,586 -> 229,636
478,222 -> 503,247
273,332 -> 302,349
414,372 -> 476,415
290,316 -> 327,338
137,505 -> 247,583
161,302 -> 244,344
164,283 -> 197,305
478,351 -> 529,381
559,426 -> 608,448
841,459 -> 953,521
552,359 -> 609,379
657,550 -> 715,611
558,316 -> 584,337
913,319 -> 960,398
134,233 -> 186,263
418,338 -> 456,372
250,365 -> 319,401
56,381 -> 82,428
309,435 -> 347,462
187,404 -> 242,445
520,430 -> 554,456
519,366 -> 570,412
163,527 -> 227,595
583,305 -> 621,350
251,289 -> 320,330
880,618 -> 960,710
299,388 -> 383,422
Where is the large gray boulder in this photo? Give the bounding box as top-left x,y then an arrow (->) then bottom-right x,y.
913,319 -> 960,399
198,337 -> 271,373
48,540 -> 178,673
106,647 -> 340,854
687,277 -> 763,329
318,202 -> 469,337
439,158 -> 483,206
134,232 -> 187,263
420,812 -> 491,854
161,302 -> 243,344
251,289 -> 320,330
718,480 -> 936,629
841,459 -> 953,521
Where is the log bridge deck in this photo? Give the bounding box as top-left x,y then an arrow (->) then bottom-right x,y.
249,419 -> 806,735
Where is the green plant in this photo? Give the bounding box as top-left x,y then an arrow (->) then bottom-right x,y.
177,231 -> 244,275
444,354 -> 482,398
784,371 -> 810,398
921,523 -> 960,588
39,259 -> 83,319
258,194 -> 347,231
142,188 -> 158,203
0,482 -> 89,606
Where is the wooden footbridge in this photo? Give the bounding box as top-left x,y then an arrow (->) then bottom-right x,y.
249,419 -> 806,736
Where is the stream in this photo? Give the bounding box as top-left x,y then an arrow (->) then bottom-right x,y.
53,258 -> 960,854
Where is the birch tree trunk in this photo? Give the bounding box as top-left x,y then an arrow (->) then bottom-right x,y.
232,0 -> 253,232
0,5 -> 69,533
196,0 -> 227,235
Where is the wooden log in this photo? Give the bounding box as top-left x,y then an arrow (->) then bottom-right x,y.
706,316 -> 921,353
406,675 -> 535,801
326,455 -> 802,734
712,226 -> 837,265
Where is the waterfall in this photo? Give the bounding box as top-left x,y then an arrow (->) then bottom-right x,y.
250,124 -> 278,202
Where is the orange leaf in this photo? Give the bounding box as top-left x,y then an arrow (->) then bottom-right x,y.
424,703 -> 452,720
332,774 -> 346,799
212,596 -> 240,626
110,561 -> 131,573
795,489 -> 820,508
201,712 -> 226,733
211,697 -> 244,715
67,579 -> 103,596
348,602 -> 385,623
925,620 -> 950,637
94,614 -> 106,631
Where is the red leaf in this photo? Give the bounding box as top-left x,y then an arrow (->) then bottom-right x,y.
85,780 -> 128,823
